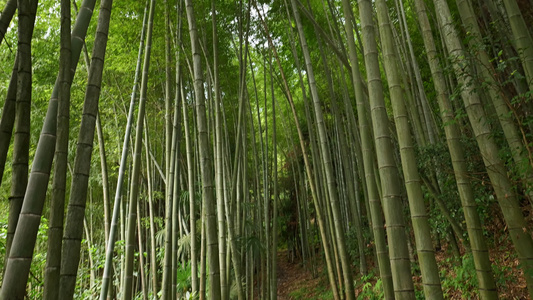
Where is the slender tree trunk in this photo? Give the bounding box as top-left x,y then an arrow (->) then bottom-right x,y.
96,114 -> 111,246
58,0 -> 113,298
99,0 -> 148,297
0,0 -> 16,46
502,0 -> 533,91
5,0 -> 38,270
435,0 -> 533,292
270,58 -> 279,300
358,0 -> 416,298
255,3 -> 341,298
122,1 -> 155,298
397,0 -> 437,145
338,2 -> 392,286
161,152 -> 174,300
290,1 -> 355,299
184,1 -> 221,298
136,201 -> 148,300
375,0 -> 444,297
282,6 -> 340,295
212,2 -> 228,298
43,0 -> 71,297
0,55 -> 18,189
120,169 -> 129,295
170,78 -> 181,300
199,196 -> 207,300
143,121 -> 158,296
161,0 -> 174,296
1,1 -> 99,298
83,217 -> 96,290
181,76 -> 198,294
313,18 -> 368,276
262,52 -> 271,300
217,14 -> 249,298
455,0 -> 533,205
245,60 -> 262,297
247,50 -> 270,300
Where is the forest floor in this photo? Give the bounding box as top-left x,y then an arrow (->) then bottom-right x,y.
274,238 -> 529,299
276,250 -> 324,299
275,249 -> 377,299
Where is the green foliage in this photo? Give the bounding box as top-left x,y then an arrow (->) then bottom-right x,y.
345,225 -> 371,267
242,234 -> 263,258
440,254 -> 478,298
176,262 -> 192,293
415,135 -> 502,246
157,262 -> 198,300
288,287 -> 307,298
356,273 -> 384,300
177,233 -> 192,262
0,213 -> 7,281
314,284 -> 334,299
75,277 -> 100,299
491,253 -> 523,293
286,279 -> 334,299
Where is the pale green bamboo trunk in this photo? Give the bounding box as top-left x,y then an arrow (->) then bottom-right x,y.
375,0 -> 444,297
211,3 -> 228,298
161,0 -> 174,297
312,20 -> 368,276
220,12 -> 248,299
136,201 -> 148,300
96,114 -> 111,247
255,2 -> 340,297
290,1 -> 355,298
502,0 -> 533,91
339,0 -> 394,297
170,102 -> 181,300
248,52 -> 270,300
184,1 -> 221,298
99,0 -> 148,298
396,0 -> 437,146
435,0 -> 533,293
357,0 -> 416,298
122,1 -> 155,298
270,59 -> 279,300
455,0 -> 533,205
180,75 -> 198,294
143,124 -> 159,296
263,53 -> 271,300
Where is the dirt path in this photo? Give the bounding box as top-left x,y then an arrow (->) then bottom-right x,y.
276,250 -> 323,299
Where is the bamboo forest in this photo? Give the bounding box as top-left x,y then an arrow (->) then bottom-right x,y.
1,0 -> 533,299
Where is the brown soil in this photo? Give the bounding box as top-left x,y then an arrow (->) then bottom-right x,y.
273,243 -> 529,299
276,250 -> 323,299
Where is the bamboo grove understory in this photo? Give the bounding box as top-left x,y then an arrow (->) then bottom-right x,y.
0,0 -> 532,299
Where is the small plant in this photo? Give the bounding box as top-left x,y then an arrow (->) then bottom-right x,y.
176,262 -> 193,297
441,254 -> 478,298
179,290 -> 198,300
316,287 -> 334,299
492,256 -> 517,291
357,279 -> 383,300
288,287 -> 307,299
356,273 -> 384,300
